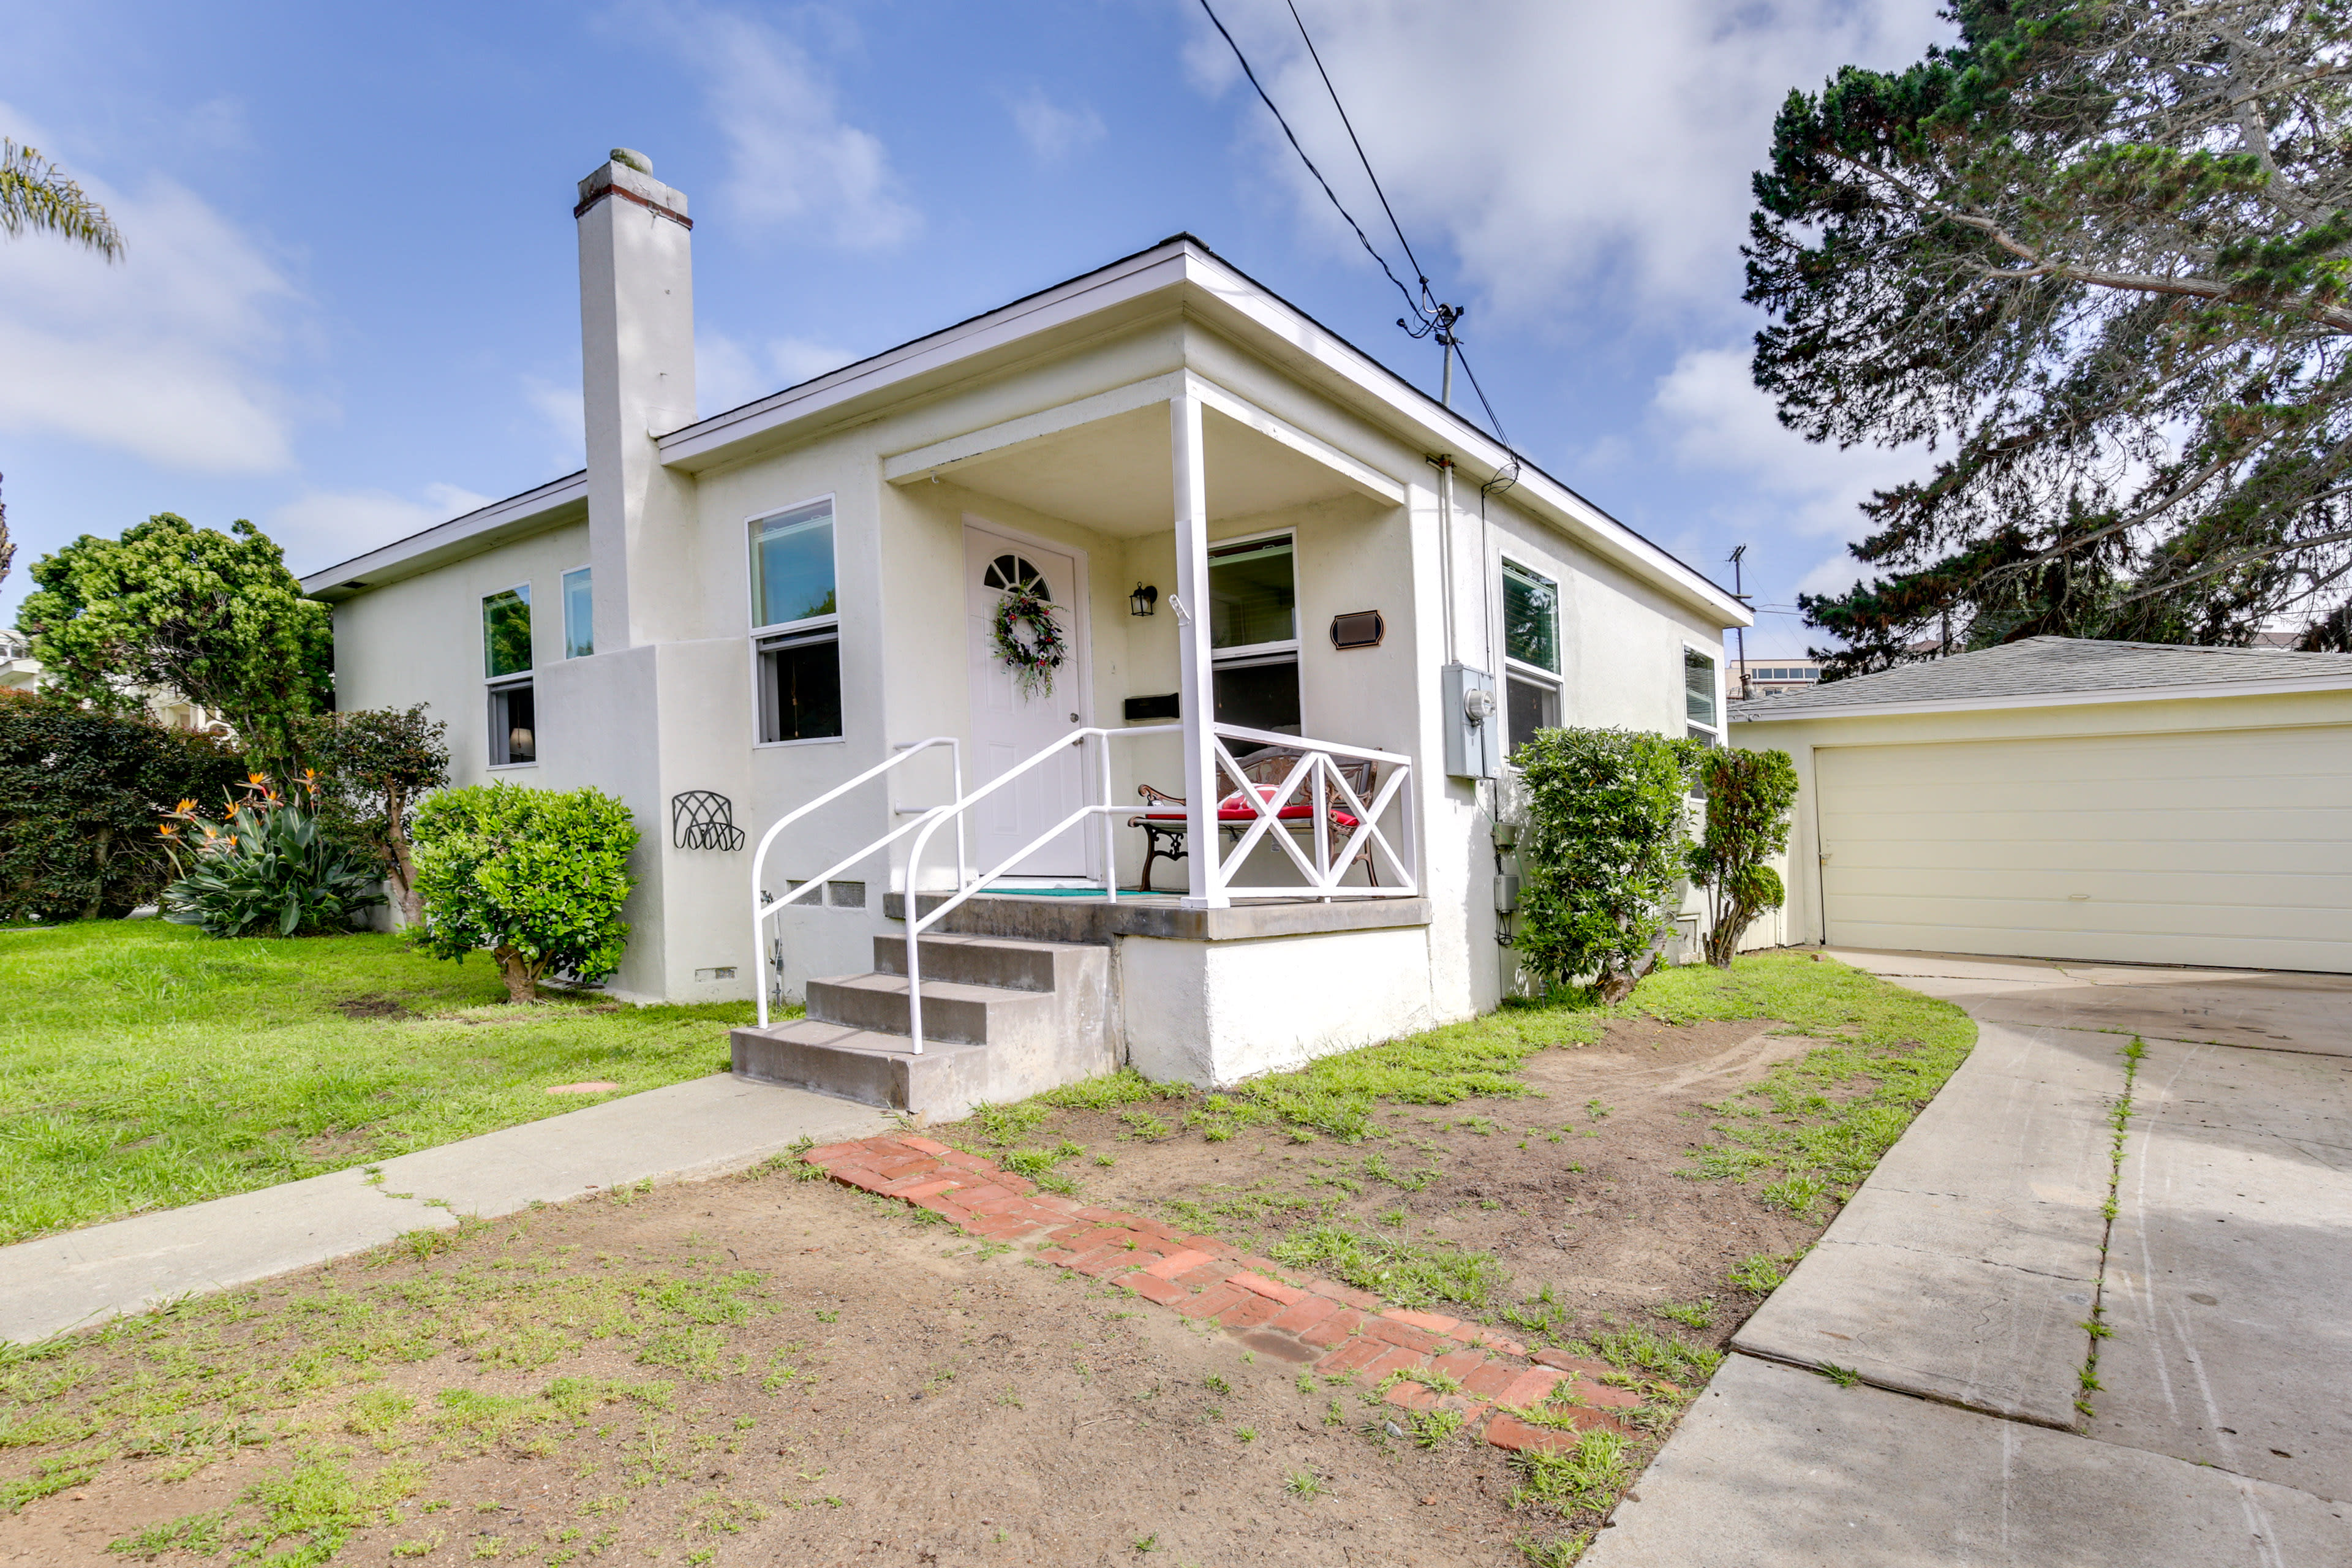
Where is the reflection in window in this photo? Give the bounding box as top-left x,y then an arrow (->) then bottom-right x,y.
1502,561 -> 1558,673
1208,537 -> 1295,649
750,502 -> 837,629
482,586 -> 532,677
561,567 -> 593,659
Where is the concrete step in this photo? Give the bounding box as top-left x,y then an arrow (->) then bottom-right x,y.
804,971 -> 1052,1047
730,1019 -> 992,1116
871,932 -> 1086,994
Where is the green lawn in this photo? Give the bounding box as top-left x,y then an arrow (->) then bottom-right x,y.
0,921 -> 759,1245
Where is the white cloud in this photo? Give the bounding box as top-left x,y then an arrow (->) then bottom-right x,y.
697,331 -> 857,418
0,104 -> 304,473
522,374 -> 586,465
1185,0 -> 1951,326
628,2 -> 919,249
1008,88 -> 1105,164
268,482 -> 493,571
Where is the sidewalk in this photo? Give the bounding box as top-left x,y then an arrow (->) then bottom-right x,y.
0,1072 -> 889,1347
1584,950 -> 2352,1567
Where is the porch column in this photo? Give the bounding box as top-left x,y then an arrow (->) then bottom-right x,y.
1170,392 -> 1227,908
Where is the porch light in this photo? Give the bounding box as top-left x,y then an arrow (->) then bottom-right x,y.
1129,583 -> 1159,617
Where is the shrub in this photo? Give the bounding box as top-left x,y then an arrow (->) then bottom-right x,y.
410,783 -> 637,1002
160,774 -> 386,937
1687,747 -> 1801,967
295,706 -> 451,925
0,690 -> 248,923
1513,726 -> 1701,1002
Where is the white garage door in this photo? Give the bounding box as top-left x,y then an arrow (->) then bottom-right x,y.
1817,725 -> 2352,972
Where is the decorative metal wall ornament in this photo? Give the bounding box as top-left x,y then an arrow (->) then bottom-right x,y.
1329,610 -> 1385,649
670,791 -> 747,851
989,584 -> 1068,698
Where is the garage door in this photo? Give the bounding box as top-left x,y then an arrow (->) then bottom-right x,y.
1817,725 -> 2352,972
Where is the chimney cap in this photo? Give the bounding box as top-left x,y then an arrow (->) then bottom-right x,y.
610,147 -> 654,176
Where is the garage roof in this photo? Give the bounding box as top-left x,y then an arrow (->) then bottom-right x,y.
1733,635 -> 2352,722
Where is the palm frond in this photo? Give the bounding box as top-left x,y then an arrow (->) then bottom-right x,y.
0,139 -> 123,258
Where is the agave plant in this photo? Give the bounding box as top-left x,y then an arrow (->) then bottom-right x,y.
160,772 -> 384,938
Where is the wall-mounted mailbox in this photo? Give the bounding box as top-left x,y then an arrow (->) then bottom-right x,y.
1124,693 -> 1180,721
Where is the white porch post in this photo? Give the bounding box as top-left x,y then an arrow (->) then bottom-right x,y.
1170,392 -> 1227,908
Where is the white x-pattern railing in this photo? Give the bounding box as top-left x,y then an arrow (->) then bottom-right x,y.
1202,722 -> 1417,900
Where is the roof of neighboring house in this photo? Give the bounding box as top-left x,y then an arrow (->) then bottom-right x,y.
1730,635 -> 2352,722
298,235 -> 1747,625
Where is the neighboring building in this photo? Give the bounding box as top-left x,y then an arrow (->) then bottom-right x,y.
0,630 -> 232,736
1730,657 -> 1820,698
0,630 -> 38,695
1730,636 -> 2352,973
301,154 -> 1749,1111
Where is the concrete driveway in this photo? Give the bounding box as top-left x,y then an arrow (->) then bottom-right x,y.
1584,952 -> 2352,1567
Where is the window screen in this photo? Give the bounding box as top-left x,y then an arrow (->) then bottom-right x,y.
1212,653 -> 1300,734
1502,562 -> 1558,673
750,502 -> 837,628
483,586 -> 532,677
1506,673 -> 1558,754
1207,537 -> 1296,649
561,567 -> 593,659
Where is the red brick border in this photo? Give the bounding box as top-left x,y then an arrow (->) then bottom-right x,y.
804,1135 -> 1656,1450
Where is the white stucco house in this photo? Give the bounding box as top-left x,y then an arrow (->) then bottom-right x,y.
1730,636 -> 2352,973
303,153 -> 1749,1114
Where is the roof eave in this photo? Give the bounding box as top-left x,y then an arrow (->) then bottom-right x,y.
1730,672 -> 2352,722
298,472 -> 589,600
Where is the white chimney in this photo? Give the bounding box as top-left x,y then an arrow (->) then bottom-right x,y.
576,148 -> 697,648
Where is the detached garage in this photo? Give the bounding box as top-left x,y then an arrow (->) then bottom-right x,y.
1728,637 -> 2352,974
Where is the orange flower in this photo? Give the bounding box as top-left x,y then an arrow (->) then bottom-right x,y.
158,824 -> 178,838
173,798 -> 196,815
247,771 -> 268,786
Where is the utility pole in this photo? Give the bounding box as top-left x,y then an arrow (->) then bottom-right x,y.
1727,545 -> 1752,700
1419,302 -> 1463,407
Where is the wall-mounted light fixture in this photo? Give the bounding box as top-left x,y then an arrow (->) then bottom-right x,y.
1129,582 -> 1159,617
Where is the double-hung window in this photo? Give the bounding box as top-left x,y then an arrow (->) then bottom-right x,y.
1207,533 -> 1300,735
1501,560 -> 1561,755
1684,646 -> 1723,746
483,584 -> 536,766
750,500 -> 842,744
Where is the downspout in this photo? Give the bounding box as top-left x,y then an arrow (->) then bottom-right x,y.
1433,455 -> 1457,666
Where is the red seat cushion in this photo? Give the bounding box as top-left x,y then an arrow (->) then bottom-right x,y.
1138,786 -> 1359,831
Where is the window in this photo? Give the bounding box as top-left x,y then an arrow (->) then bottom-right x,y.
1501,560 -> 1562,755
482,585 -> 532,677
750,502 -> 837,629
562,567 -> 593,658
1208,535 -> 1300,734
488,679 -> 536,766
749,501 -> 842,744
1684,646 -> 1721,745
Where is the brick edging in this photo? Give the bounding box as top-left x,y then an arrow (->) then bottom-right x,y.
803,1135 -> 1659,1452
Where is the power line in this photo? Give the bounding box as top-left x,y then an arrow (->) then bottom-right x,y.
1281,0 -> 1434,320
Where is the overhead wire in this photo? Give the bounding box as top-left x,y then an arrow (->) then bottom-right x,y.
1280,0 -> 1435,320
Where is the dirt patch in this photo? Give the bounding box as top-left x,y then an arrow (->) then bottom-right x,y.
331,993 -> 412,1020
1026,1017 -> 1838,1343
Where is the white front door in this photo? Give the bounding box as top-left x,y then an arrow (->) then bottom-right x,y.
965,526 -> 1090,877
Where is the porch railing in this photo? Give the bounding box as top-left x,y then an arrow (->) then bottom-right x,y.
748,737 -> 963,1028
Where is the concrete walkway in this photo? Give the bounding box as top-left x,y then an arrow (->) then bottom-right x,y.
1586,951 -> 2352,1567
0,1073 -> 889,1348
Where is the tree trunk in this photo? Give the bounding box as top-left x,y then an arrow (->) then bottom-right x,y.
493,946 -> 538,1003
386,831 -> 422,927
80,823 -> 115,921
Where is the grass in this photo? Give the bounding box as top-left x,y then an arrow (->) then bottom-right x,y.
0,921 -> 764,1243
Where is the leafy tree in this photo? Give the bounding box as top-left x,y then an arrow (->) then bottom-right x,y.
1,138 -> 123,258
0,473 -> 13,594
160,775 -> 385,938
1748,1 -> 2352,673
1513,727 -> 1702,1002
296,706 -> 451,926
1687,748 -> 1801,968
0,690 -> 247,922
410,783 -> 637,1003
14,515 -> 333,764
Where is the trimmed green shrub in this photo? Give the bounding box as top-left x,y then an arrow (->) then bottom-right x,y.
410,783 -> 637,1002
1688,747 -> 1801,968
1513,726 -> 1702,1001
294,705 -> 451,925
160,775 -> 385,937
0,690 -> 248,923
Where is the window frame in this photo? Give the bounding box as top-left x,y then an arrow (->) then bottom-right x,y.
744,496 -> 846,750
1205,527 -> 1302,733
560,564 -> 593,660
1681,641 -> 1725,747
485,673 -> 538,770
1499,557 -> 1563,760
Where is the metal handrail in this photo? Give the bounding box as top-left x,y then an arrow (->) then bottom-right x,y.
750,737 -> 963,1027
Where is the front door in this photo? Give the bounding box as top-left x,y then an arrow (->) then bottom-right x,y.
965,526 -> 1089,877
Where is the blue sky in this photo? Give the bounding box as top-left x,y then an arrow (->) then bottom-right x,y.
0,0 -> 1953,654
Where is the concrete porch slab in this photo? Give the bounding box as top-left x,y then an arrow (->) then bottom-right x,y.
0,1074 -> 888,1347
1581,1355 -> 2351,1567
1730,1021 -> 2121,1427
882,889 -> 1430,943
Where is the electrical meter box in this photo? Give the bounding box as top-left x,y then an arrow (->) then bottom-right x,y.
1442,662 -> 1499,780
